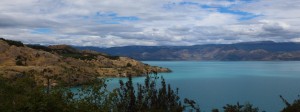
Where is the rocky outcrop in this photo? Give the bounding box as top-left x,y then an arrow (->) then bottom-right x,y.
0,38 -> 171,86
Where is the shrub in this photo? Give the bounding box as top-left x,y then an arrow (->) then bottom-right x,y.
126,63 -> 132,67
0,74 -> 200,112
27,44 -> 52,52
61,53 -> 96,60
0,38 -> 24,47
15,55 -> 27,66
106,55 -> 120,60
281,95 -> 300,112
212,102 -> 261,112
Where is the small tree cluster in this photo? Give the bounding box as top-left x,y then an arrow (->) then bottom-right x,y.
222,102 -> 260,112
3,72 -> 300,112
15,55 -> 27,66
0,38 -> 24,47
72,74 -> 199,112
280,95 -> 300,112
0,74 -> 199,112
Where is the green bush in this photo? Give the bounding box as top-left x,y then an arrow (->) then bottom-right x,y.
15,55 -> 27,66
0,74 -> 199,112
280,95 -> 300,112
5,73 -> 300,112
0,38 -> 24,47
61,53 -> 96,60
222,102 -> 260,112
27,44 -> 52,52
105,55 -> 120,60
126,63 -> 132,67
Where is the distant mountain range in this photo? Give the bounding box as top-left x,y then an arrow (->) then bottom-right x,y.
76,41 -> 300,61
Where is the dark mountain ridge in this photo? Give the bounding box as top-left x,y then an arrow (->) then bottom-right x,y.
76,41 -> 300,61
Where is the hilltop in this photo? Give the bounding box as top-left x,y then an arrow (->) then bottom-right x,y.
0,38 -> 170,86
76,41 -> 300,61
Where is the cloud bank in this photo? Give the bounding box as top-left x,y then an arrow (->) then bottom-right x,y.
0,0 -> 300,47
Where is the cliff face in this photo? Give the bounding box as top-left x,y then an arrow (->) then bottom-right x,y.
0,38 -> 170,86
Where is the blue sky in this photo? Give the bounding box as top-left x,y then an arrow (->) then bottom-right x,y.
94,12 -> 139,24
31,28 -> 53,34
0,0 -> 299,47
177,1 -> 260,20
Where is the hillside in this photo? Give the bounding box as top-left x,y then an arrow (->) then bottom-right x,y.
76,41 -> 300,61
0,38 -> 170,86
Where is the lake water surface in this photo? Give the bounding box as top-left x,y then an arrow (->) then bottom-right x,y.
110,61 -> 300,112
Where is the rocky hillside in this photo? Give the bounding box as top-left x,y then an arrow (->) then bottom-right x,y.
0,38 -> 170,86
77,41 -> 300,61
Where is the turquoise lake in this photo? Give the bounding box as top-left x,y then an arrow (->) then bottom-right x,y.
108,61 -> 300,112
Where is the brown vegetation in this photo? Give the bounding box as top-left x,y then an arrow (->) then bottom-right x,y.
0,38 -> 171,86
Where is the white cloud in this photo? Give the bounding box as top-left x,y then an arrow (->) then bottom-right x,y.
0,0 -> 300,47
196,13 -> 238,26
